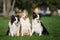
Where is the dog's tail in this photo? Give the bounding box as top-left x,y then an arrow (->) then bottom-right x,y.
6,26 -> 10,35
41,22 -> 49,35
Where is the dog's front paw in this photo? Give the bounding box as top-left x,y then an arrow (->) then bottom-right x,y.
39,33 -> 42,36
11,34 -> 14,37
9,33 -> 10,36
30,33 -> 32,36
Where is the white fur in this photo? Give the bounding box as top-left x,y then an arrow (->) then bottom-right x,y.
20,18 -> 31,36
31,15 -> 43,36
8,21 -> 20,36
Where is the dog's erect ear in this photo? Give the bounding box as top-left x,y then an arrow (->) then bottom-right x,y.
11,15 -> 15,19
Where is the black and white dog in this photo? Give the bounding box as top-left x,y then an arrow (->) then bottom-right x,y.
31,8 -> 49,36
31,12 -> 43,36
6,15 -> 20,36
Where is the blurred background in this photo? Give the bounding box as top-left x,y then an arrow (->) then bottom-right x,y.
0,0 -> 60,18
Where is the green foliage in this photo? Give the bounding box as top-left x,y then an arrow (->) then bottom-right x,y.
14,0 -> 60,10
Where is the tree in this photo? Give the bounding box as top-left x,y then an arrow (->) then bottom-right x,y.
3,0 -> 6,17
3,0 -> 15,18
3,0 -> 11,18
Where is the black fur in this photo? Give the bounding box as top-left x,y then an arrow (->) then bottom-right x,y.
41,22 -> 49,35
11,15 -> 15,24
6,26 -> 10,35
33,12 -> 38,19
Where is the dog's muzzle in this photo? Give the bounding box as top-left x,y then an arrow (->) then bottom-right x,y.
23,16 -> 27,20
36,19 -> 40,23
15,22 -> 18,27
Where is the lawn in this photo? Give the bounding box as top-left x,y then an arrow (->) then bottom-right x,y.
0,16 -> 60,40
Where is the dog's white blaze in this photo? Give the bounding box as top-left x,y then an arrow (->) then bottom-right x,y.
23,13 -> 26,17
15,17 -> 18,23
36,15 -> 39,20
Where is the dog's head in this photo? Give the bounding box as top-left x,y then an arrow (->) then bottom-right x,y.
19,10 -> 28,20
11,15 -> 20,24
33,12 -> 39,19
33,12 -> 40,23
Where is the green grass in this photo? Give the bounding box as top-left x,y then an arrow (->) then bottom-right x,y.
0,16 -> 60,40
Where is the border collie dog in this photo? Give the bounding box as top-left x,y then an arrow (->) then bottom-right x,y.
7,15 -> 20,36
31,12 -> 43,36
31,12 -> 49,36
20,10 -> 31,36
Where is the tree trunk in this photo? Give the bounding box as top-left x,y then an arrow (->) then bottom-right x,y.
3,0 -> 6,17
11,0 -> 15,11
3,0 -> 11,18
6,0 -> 11,18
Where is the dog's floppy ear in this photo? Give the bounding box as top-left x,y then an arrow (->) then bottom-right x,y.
11,15 -> 15,24
11,15 -> 15,20
33,12 -> 37,19
19,12 -> 23,17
